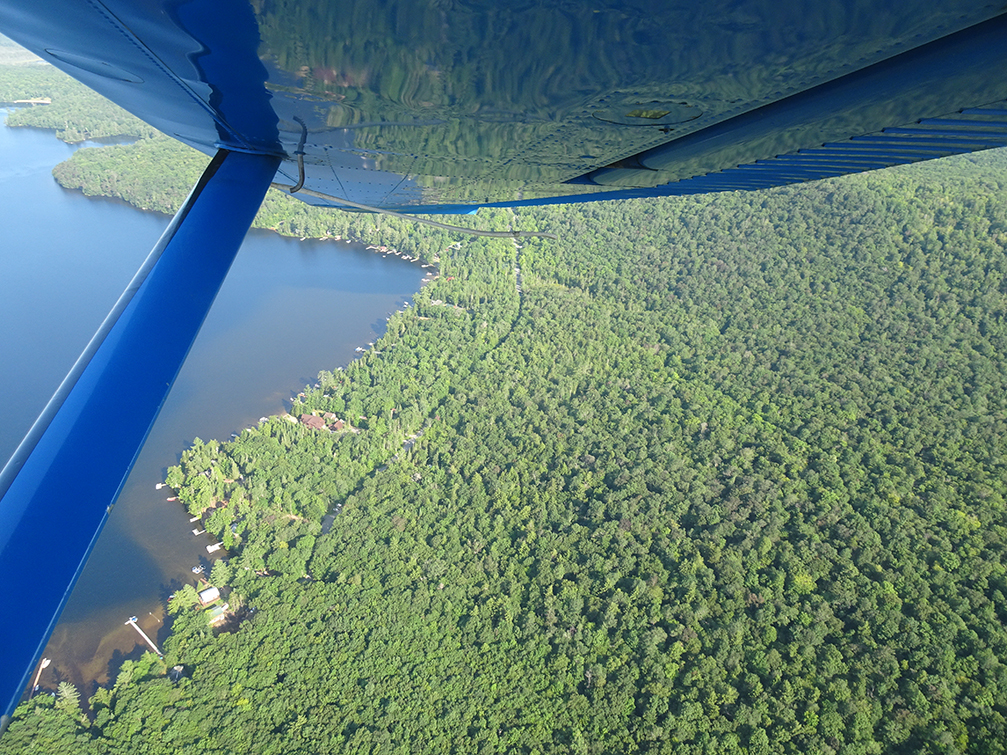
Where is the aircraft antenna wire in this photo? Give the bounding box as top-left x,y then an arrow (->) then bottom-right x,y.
288,116 -> 308,193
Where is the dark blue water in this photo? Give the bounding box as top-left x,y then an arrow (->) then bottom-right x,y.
0,116 -> 425,692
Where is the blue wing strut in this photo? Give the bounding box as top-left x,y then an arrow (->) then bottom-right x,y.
0,149 -> 279,726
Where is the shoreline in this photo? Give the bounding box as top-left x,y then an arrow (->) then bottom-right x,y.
7,118 -> 443,702
3,117 -> 448,270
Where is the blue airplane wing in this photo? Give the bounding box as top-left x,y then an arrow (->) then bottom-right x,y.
3,1 -> 1007,211
2,0 -> 1007,727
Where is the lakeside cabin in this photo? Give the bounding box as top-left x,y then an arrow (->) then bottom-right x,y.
298,414 -> 326,430
299,413 -> 345,432
198,586 -> 220,605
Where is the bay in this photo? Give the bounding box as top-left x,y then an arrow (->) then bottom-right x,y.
0,115 -> 425,695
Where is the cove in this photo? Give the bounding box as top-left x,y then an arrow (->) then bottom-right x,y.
0,116 -> 425,695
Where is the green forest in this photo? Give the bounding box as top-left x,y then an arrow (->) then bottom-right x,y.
4,64 -> 1007,754
0,65 -> 158,142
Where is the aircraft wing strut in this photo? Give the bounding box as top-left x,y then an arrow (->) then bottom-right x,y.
0,149 -> 279,726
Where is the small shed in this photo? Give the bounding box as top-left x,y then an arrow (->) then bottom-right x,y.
206,603 -> 229,625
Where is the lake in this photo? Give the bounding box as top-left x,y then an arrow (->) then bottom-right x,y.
0,115 -> 426,695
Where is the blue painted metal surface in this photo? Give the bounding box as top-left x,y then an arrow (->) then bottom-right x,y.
581,13 -> 1007,191
2,1 -> 1007,211
0,149 -> 279,724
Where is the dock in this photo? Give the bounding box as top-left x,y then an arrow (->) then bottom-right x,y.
125,616 -> 162,656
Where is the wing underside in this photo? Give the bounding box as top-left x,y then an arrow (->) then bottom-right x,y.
2,1 -> 1007,211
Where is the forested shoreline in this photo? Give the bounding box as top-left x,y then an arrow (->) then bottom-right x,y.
0,65 -> 158,142
4,64 -> 1007,754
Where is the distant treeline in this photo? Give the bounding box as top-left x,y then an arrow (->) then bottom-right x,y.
3,63 -> 1007,754
50,133 -> 479,260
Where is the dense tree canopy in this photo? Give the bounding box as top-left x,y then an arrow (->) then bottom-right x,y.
4,63 -> 1007,754
0,65 -> 157,142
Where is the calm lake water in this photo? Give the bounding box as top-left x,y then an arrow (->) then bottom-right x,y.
0,115 -> 425,695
